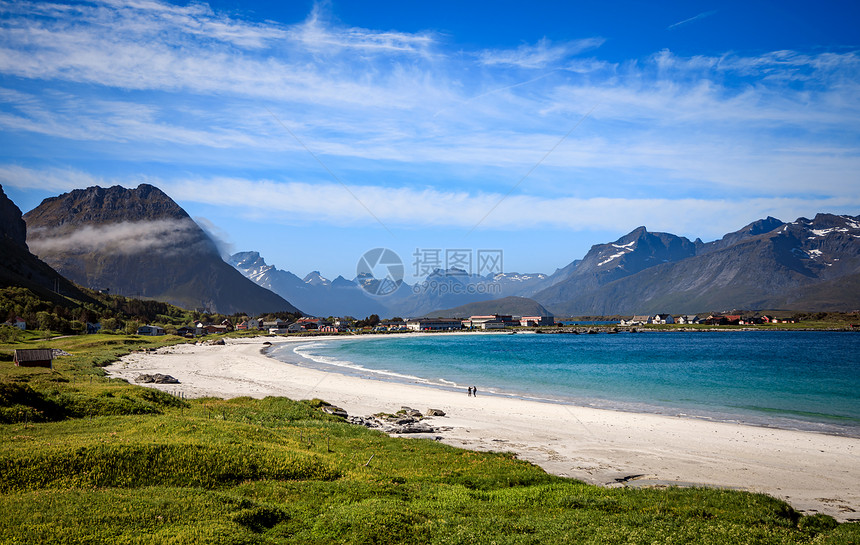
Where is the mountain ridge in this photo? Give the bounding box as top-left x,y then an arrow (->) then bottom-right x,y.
536,213 -> 860,315
24,185 -> 299,315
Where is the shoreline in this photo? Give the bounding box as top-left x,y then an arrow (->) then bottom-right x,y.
105,335 -> 860,522
277,334 -> 859,439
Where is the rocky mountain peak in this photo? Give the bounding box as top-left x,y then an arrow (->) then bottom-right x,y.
24,184 -> 189,228
303,271 -> 331,286
23,184 -> 297,315
229,251 -> 267,270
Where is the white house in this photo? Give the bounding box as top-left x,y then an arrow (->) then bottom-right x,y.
677,315 -> 700,324
651,314 -> 675,324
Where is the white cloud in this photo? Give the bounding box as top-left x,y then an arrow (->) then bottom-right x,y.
289,4 -> 436,55
479,38 -> 605,69
27,218 -> 209,256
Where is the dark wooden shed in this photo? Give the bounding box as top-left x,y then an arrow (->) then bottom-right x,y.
13,349 -> 54,368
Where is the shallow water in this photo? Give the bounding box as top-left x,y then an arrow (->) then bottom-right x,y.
269,331 -> 860,436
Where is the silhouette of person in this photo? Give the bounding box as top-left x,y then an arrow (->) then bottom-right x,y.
467,386 -> 472,397
472,386 -> 477,397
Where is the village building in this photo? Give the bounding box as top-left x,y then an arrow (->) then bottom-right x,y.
262,319 -> 288,330
406,318 -> 463,331
4,316 -> 27,330
137,325 -> 165,336
297,317 -> 328,330
676,315 -> 700,325
650,314 -> 675,325
236,318 -> 260,330
705,314 -> 722,325
620,315 -> 651,326
13,348 -> 53,368
519,316 -> 555,327
464,317 -> 504,330
463,315 -> 517,329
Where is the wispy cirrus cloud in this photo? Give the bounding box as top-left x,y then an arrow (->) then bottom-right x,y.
3,166 -> 856,243
478,37 -> 605,68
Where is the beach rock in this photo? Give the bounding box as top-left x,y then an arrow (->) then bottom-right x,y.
347,416 -> 374,427
426,409 -> 446,417
395,422 -> 435,434
321,405 -> 348,419
135,373 -> 179,384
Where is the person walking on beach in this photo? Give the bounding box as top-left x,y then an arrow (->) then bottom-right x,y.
467,386 -> 473,397
472,386 -> 477,397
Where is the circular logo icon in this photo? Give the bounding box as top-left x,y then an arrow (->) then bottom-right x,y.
356,248 -> 404,296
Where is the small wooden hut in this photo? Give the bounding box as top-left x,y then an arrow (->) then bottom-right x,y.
13,349 -> 54,368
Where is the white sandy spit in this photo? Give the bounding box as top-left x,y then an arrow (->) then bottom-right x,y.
104,336 -> 860,522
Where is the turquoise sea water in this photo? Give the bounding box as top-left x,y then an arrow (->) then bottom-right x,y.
269,331 -> 860,437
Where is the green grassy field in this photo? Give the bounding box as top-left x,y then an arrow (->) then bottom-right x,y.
1,334 -> 858,544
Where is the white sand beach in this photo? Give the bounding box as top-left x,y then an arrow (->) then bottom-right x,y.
105,336 -> 860,522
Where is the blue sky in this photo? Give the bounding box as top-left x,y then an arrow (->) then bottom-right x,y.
1,0 -> 858,282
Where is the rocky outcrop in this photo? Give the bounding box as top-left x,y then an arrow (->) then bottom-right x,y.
135,373 -> 179,384
347,406 -> 450,435
0,185 -> 27,248
0,185 -> 97,304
